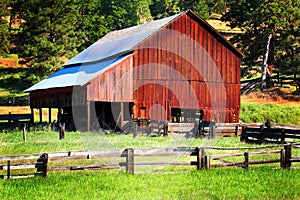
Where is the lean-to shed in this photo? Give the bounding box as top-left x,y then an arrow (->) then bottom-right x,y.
25,10 -> 243,131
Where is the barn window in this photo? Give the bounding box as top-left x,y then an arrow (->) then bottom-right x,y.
171,108 -> 203,123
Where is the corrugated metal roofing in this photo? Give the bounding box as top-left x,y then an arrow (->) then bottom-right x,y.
24,55 -> 129,92
63,13 -> 182,66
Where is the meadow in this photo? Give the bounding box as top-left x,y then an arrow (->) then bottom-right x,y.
1,130 -> 300,199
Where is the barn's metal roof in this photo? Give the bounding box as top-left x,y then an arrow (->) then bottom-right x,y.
63,13 -> 182,66
25,10 -> 244,93
24,55 -> 129,92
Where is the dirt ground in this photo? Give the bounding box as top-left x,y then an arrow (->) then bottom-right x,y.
241,88 -> 300,106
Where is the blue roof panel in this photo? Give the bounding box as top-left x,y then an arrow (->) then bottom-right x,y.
24,55 -> 128,92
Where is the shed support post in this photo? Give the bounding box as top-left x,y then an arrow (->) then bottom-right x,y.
48,108 -> 51,123
30,108 -> 34,124
120,102 -> 124,127
86,101 -> 90,132
39,108 -> 42,123
58,108 -> 62,125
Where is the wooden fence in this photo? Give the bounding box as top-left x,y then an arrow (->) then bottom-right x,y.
0,112 -> 33,126
241,124 -> 300,144
1,143 -> 300,179
131,119 -> 241,138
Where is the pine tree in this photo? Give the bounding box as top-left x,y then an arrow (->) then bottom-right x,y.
150,0 -> 181,19
0,0 -> 11,55
222,0 -> 300,82
179,0 -> 210,20
12,0 -> 86,82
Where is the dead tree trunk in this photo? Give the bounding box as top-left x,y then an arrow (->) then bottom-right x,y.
261,34 -> 272,90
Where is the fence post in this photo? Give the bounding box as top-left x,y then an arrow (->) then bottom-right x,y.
125,148 -> 134,174
7,160 -> 11,179
205,155 -> 210,169
259,124 -> 265,144
43,153 -> 48,177
280,149 -> 286,169
244,152 -> 249,170
280,128 -> 285,144
22,124 -> 27,142
133,123 -> 138,138
59,123 -> 65,140
211,125 -> 216,139
284,144 -> 292,169
196,147 -> 205,170
235,125 -> 239,136
37,153 -> 48,177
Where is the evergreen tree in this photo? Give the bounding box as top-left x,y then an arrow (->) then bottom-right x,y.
222,0 -> 299,78
150,0 -> 181,19
179,0 -> 210,20
100,0 -> 151,30
0,0 -> 11,55
12,0 -> 86,82
77,0 -> 110,51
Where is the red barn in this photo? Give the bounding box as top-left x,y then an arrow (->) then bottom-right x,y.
25,10 -> 243,131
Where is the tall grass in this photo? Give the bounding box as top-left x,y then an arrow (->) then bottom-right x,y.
240,103 -> 300,125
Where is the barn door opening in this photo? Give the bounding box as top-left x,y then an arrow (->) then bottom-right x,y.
171,108 -> 203,123
95,102 -> 133,131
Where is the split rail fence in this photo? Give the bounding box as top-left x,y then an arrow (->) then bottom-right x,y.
241,124 -> 300,144
1,143 -> 300,179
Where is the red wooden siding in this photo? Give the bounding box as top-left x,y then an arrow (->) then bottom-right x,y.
87,55 -> 134,102
132,13 -> 240,122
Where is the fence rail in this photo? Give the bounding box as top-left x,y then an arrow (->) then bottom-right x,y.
1,143 -> 300,179
241,124 -> 300,144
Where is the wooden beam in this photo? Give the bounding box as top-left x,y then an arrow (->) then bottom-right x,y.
58,108 -> 62,124
48,108 -> 51,123
30,108 -> 34,124
39,108 -> 42,123
120,102 -> 124,127
87,101 -> 90,132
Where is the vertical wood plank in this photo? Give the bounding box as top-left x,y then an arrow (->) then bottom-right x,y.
30,108 -> 34,124
39,108 -> 42,123
48,108 -> 51,123
86,101 -> 90,132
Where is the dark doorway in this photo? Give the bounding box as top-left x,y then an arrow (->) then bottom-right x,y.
95,102 -> 133,131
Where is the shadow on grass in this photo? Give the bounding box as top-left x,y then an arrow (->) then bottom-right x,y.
0,66 -> 33,96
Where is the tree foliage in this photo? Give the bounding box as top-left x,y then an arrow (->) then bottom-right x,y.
11,0 -> 86,82
2,0 -> 298,86
222,0 -> 299,76
0,0 -> 11,55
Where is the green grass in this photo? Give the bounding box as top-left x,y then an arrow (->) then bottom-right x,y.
1,131 -> 300,199
1,167 -> 300,200
240,103 -> 300,126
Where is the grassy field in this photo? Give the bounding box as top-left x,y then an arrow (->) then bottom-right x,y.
2,167 -> 300,200
1,131 -> 300,199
